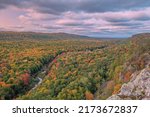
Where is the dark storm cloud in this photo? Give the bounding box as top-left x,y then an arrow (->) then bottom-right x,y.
0,0 -> 73,14
30,0 -> 150,14
32,0 -> 72,15
112,22 -> 143,28
1,0 -> 150,13
135,16 -> 150,21
30,0 -> 150,15
0,0 -> 27,9
0,0 -> 17,9
77,0 -> 150,13
106,16 -> 150,23
106,19 -> 130,23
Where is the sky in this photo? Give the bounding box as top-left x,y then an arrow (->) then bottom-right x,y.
0,0 -> 150,37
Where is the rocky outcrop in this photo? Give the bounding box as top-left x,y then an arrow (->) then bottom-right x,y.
108,67 -> 150,100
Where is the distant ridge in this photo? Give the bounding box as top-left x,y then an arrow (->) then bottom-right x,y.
0,31 -> 149,41
132,33 -> 150,38
0,31 -> 91,40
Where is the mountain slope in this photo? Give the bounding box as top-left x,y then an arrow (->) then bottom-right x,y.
107,33 -> 150,100
0,31 -> 90,40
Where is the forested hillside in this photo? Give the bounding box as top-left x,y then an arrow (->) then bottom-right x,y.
0,32 -> 90,41
0,32 -> 149,100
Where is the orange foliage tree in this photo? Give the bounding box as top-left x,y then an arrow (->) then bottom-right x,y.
21,72 -> 30,85
85,91 -> 94,100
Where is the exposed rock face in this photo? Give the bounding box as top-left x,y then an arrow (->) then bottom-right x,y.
108,67 -> 150,100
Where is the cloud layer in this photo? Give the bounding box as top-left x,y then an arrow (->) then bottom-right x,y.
0,0 -> 150,37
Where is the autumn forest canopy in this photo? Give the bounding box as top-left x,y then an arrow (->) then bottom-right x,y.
0,32 -> 150,100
